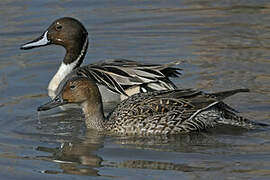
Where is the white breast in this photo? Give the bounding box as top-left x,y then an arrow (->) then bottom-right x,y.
48,62 -> 76,98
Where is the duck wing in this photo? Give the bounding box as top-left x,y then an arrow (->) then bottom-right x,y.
71,59 -> 182,95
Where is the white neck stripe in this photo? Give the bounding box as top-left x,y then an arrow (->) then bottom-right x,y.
65,37 -> 88,66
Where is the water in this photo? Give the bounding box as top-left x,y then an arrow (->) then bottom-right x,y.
0,0 -> 270,179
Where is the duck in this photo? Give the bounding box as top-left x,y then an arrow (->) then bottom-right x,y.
37,77 -> 267,135
20,17 -> 181,101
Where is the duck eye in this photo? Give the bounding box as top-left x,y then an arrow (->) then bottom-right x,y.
70,85 -> 76,89
56,25 -> 62,31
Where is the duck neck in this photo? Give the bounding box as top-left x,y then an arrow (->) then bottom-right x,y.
48,38 -> 89,97
82,100 -> 106,131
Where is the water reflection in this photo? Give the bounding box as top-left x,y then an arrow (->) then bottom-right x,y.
35,131 -> 225,176
36,130 -> 104,176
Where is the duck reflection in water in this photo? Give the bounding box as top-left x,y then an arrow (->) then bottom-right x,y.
36,130 -> 228,176
36,130 -> 104,176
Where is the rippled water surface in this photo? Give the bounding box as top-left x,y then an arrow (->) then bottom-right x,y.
0,0 -> 270,179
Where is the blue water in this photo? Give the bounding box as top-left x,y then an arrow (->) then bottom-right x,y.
0,0 -> 270,179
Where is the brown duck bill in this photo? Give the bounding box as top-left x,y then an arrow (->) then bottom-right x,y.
20,31 -> 51,50
37,96 -> 67,111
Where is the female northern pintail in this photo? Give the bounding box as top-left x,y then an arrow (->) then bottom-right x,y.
38,77 -> 267,135
20,17 -> 181,101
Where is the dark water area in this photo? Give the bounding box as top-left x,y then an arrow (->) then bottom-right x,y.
0,0 -> 270,179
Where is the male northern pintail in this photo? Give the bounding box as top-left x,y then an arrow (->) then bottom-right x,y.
38,77 -> 267,135
20,17 -> 181,101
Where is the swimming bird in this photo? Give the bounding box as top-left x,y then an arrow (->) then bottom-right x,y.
20,17 -> 181,101
38,77 -> 266,135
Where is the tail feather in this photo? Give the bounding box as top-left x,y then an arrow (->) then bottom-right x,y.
161,67 -> 182,78
220,116 -> 268,129
155,60 -> 182,78
218,106 -> 268,129
209,89 -> 250,101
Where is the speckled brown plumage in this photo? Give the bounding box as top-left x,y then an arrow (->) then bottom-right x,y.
107,88 -> 265,135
